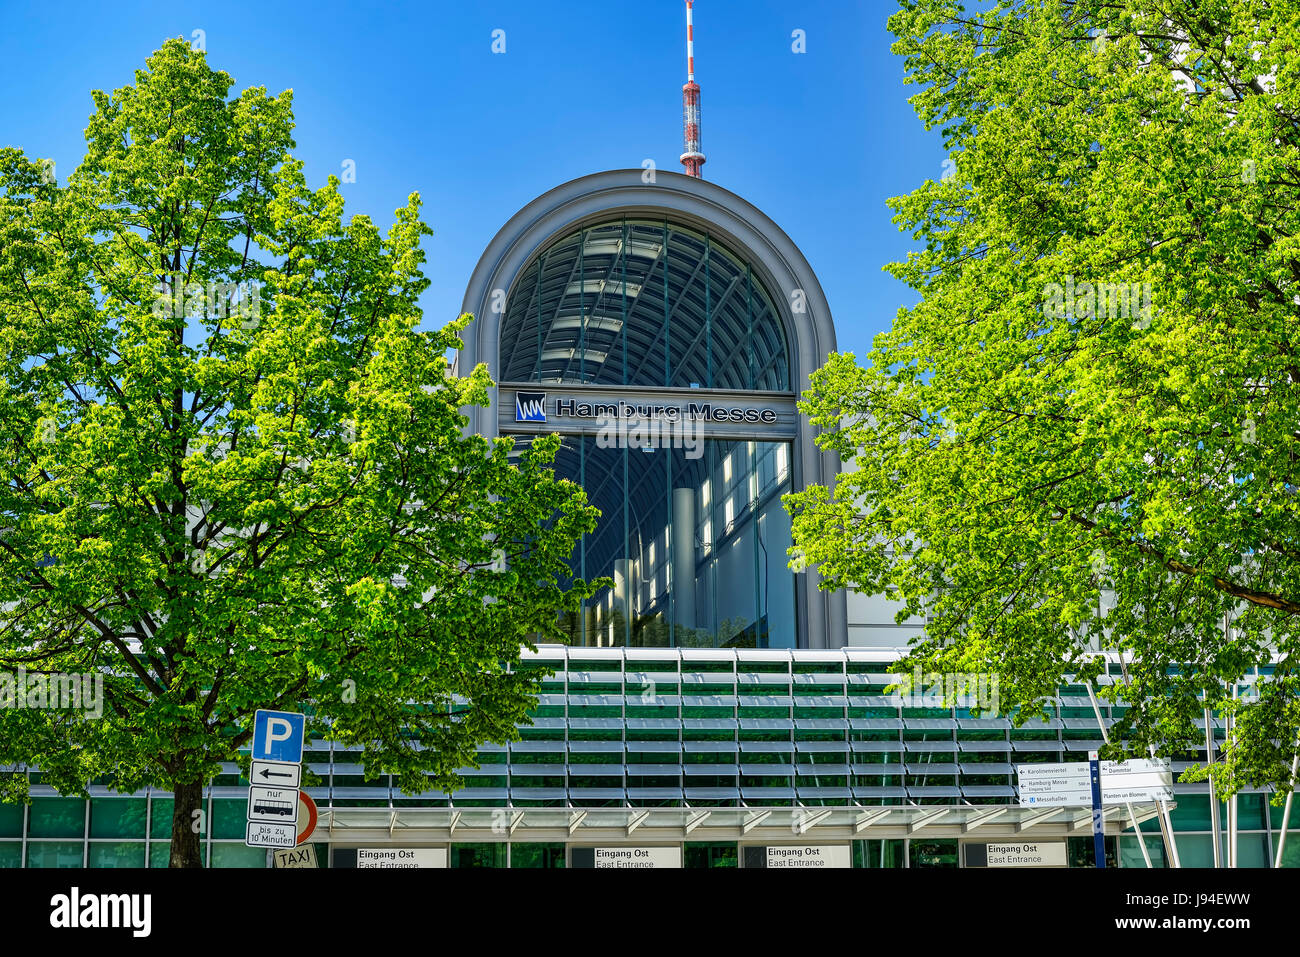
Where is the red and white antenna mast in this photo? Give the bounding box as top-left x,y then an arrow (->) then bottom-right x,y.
680,0 -> 706,178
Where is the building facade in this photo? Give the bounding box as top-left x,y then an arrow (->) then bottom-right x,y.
458,169 -> 845,651
2,170 -> 1285,868
1,646 -> 1277,869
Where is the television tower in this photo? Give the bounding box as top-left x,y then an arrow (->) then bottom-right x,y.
680,0 -> 706,178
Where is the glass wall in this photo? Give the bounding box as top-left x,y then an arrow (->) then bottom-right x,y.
516,435 -> 796,648
498,219 -> 789,392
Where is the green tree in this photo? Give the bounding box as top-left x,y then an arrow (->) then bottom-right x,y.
788,1 -> 1300,796
0,39 -> 600,866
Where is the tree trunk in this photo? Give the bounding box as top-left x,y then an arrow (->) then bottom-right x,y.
168,780 -> 204,868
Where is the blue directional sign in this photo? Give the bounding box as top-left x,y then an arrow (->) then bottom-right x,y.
251,709 -> 305,764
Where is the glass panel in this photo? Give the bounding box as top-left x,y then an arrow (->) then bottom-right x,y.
1278,835 -> 1300,868
853,839 -> 904,868
450,843 -> 508,868
909,839 -> 958,868
210,799 -> 246,840
0,803 -> 22,838
89,799 -> 148,839
27,841 -> 83,867
0,843 -> 20,868
1234,793 -> 1267,831
211,843 -> 269,868
684,842 -> 737,868
1118,835 -> 1167,868
148,842 -> 170,868
498,219 -> 789,391
1068,835 -> 1117,868
28,798 -> 84,839
150,799 -> 173,839
532,435 -> 795,648
510,842 -> 566,868
1174,834 -> 1215,868
1167,794 -> 1212,831
1235,832 -> 1269,869
88,842 -> 146,867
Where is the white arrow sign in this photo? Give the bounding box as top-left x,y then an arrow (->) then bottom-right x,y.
251,760 -> 301,788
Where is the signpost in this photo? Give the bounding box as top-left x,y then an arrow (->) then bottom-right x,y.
1015,762 -> 1093,807
1101,758 -> 1175,803
1016,758 -> 1174,807
1089,750 -> 1105,869
245,709 -> 306,849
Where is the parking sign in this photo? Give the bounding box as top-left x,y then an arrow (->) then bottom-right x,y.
251,709 -> 305,764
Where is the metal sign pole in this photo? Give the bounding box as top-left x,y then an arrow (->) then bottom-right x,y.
1205,702 -> 1223,868
1089,750 -> 1105,869
1086,680 -> 1151,867
1148,742 -> 1181,868
1229,685 -> 1239,868
1275,745 -> 1299,868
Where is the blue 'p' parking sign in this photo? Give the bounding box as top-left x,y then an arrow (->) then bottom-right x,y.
252,709 -> 305,764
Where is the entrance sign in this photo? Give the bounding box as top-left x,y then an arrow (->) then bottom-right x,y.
742,845 -> 851,869
356,848 -> 447,869
246,820 -> 297,848
569,846 -> 682,869
965,841 -> 1067,868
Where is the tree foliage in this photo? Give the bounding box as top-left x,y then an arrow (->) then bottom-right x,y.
788,0 -> 1300,795
0,38 -> 600,864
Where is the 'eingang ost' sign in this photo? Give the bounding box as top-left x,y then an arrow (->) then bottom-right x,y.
569,846 -> 682,868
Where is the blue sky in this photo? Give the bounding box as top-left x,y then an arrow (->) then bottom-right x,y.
0,0 -> 945,359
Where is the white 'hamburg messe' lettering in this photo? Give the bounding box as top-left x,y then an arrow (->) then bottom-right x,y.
554,399 -> 777,425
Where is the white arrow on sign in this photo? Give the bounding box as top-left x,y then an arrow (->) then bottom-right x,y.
251,760 -> 301,788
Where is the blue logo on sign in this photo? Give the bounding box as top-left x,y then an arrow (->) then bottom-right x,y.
515,392 -> 546,422
252,709 -> 305,764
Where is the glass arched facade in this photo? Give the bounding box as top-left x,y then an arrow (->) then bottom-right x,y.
498,219 -> 790,391
500,218 -> 797,649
